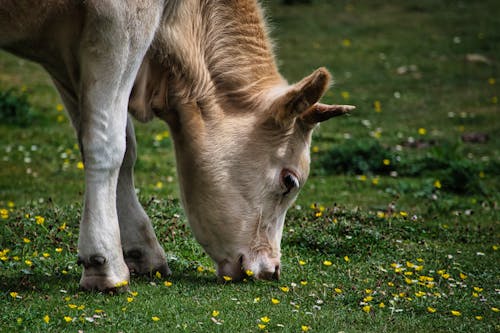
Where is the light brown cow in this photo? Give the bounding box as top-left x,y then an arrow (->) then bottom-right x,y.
0,0 -> 353,291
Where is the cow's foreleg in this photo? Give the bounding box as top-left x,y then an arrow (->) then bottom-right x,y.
75,6 -> 160,292
117,117 -> 170,277
77,89 -> 130,292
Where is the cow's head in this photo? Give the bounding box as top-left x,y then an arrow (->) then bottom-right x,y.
170,68 -> 353,280
131,64 -> 353,281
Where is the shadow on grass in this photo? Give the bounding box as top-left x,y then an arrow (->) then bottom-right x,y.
0,266 -> 220,294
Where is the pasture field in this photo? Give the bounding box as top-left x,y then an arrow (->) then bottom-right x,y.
1,0 -> 499,332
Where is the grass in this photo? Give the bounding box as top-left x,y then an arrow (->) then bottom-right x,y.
1,0 -> 499,332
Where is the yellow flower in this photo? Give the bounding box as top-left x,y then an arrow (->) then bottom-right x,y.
341,91 -> 350,100
342,39 -> 351,47
271,298 -> 280,304
379,302 -> 385,308
114,280 -> 128,288
260,316 -> 270,323
374,100 -> 382,112
155,271 -> 162,279
383,159 -> 391,166
43,315 -> 50,323
212,310 -> 220,317
315,211 -> 322,218
23,238 -> 31,243
0,208 -> 9,219
459,272 -> 467,280
312,146 -> 319,153
257,324 -> 266,330
433,180 -> 442,189
58,222 -> 67,231
63,316 -> 73,323
323,260 -> 332,266
415,291 -> 425,297
427,307 -> 437,313
404,277 -> 413,285
56,103 -> 64,112
76,161 -> 84,170
492,307 -> 500,313
127,297 -> 134,303
151,316 -> 160,322
10,291 -> 18,298
334,288 -> 342,294
25,260 -> 33,267
362,305 -> 371,313
473,286 -> 483,292
68,304 -> 77,309
419,276 -> 433,282
254,297 -> 261,303
357,175 -> 367,181
475,316 -> 483,320
387,282 -> 395,287
222,275 -> 232,282
280,286 -> 290,293
35,215 -> 45,225
94,309 -> 103,313
42,252 -> 50,258
377,211 -> 386,218
301,325 -> 311,332
450,310 -> 461,317
418,127 -> 427,135
299,260 -> 306,266
300,280 -> 308,286
343,255 -> 350,262
130,291 -> 138,297
493,245 -> 498,251
363,296 -> 373,302
371,177 -> 379,185
399,211 -> 408,217
164,281 -> 173,287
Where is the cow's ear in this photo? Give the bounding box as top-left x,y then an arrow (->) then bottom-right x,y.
272,67 -> 331,123
300,103 -> 355,125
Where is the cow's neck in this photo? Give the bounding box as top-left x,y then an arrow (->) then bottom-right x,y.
155,0 -> 284,112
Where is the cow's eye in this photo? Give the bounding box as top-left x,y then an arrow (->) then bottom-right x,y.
281,169 -> 299,196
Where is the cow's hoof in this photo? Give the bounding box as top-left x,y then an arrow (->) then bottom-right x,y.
78,255 -> 130,293
124,248 -> 171,277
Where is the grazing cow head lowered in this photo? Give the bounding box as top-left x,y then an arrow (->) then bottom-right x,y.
1,0 -> 353,291
130,1 -> 354,281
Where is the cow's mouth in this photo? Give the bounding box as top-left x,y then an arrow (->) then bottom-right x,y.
216,255 -> 280,281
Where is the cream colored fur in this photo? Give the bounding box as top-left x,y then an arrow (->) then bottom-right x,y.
0,0 -> 353,289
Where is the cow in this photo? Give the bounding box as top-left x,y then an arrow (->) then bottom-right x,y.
0,0 -> 354,292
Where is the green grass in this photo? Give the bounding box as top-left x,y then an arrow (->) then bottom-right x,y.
1,0 -> 499,332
